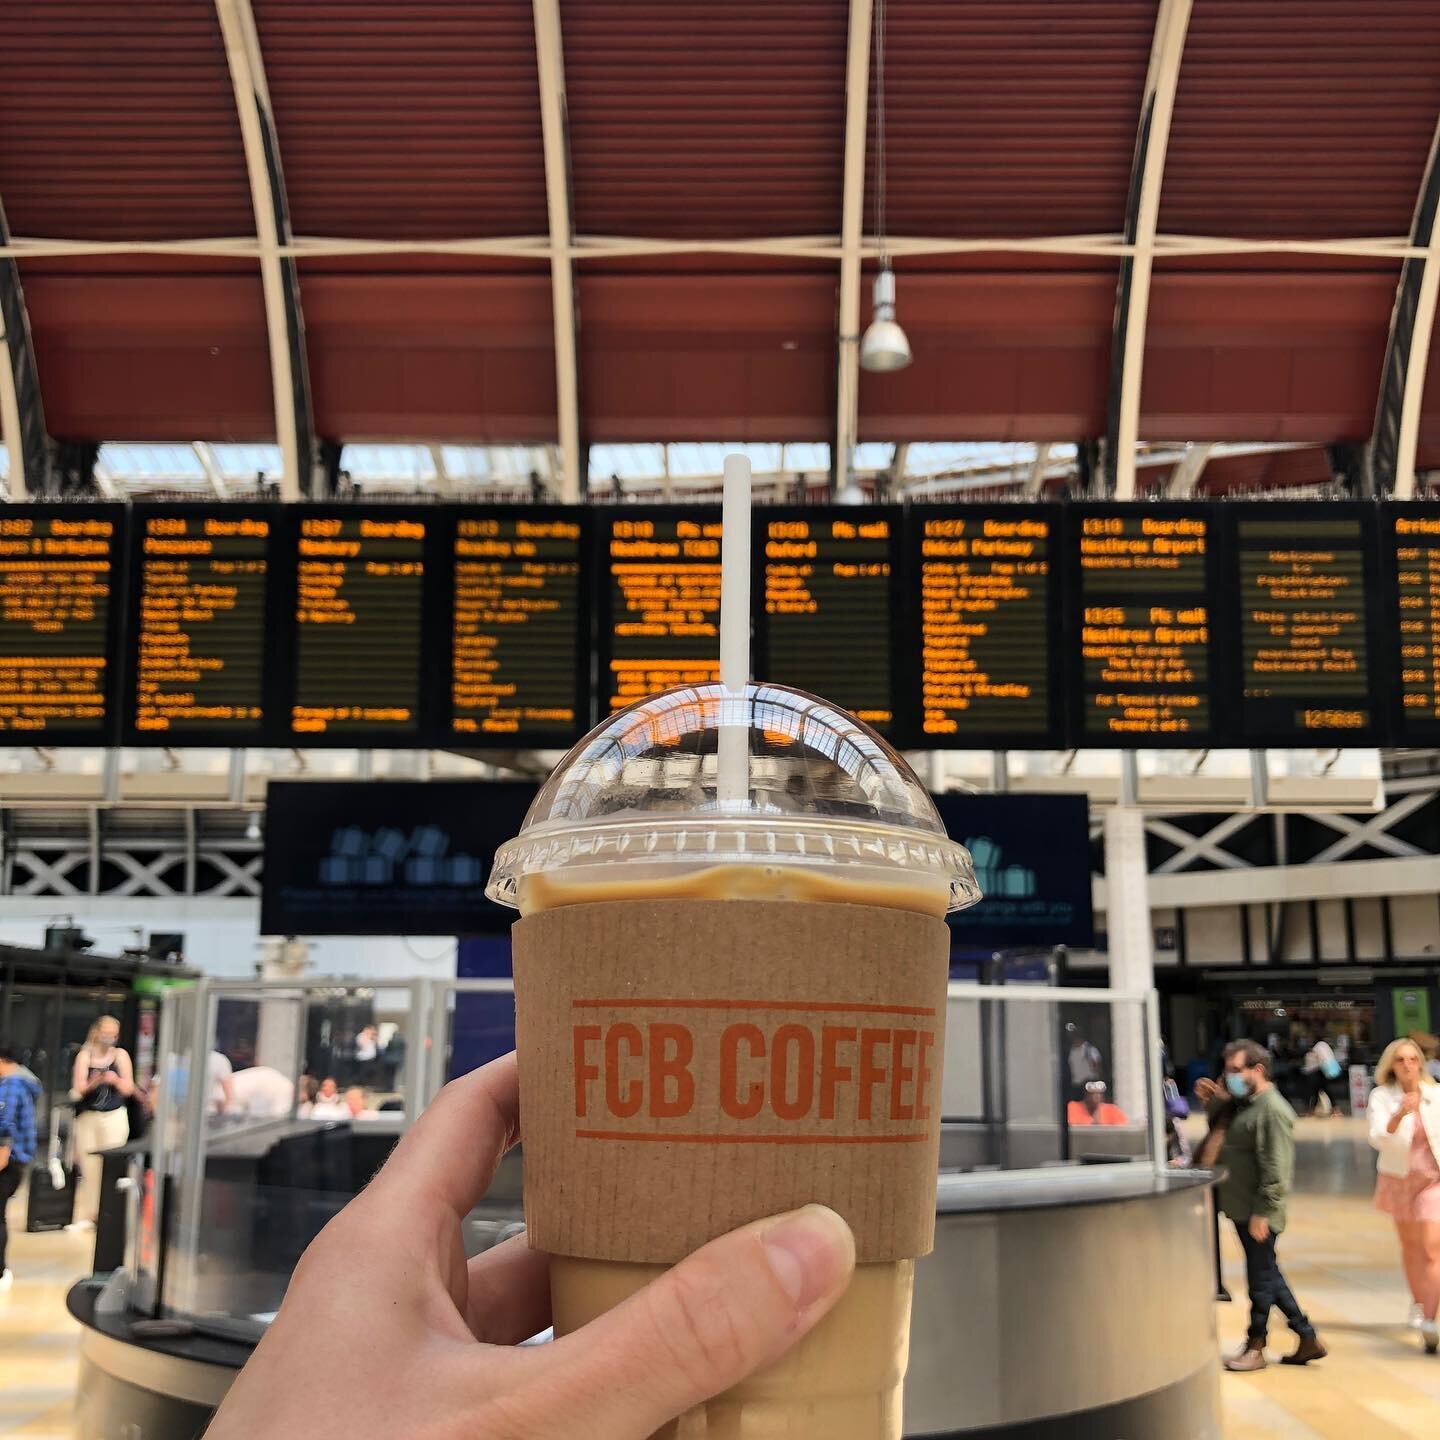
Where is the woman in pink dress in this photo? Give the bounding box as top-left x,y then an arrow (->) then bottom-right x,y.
1369,1037 -> 1440,1353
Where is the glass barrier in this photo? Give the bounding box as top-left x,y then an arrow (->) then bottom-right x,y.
939,987 -> 1161,1174
148,977 -> 1162,1330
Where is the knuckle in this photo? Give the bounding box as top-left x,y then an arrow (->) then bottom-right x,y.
644,1261 -> 757,1393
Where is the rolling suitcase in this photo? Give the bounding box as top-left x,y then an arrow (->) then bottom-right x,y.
26,1103 -> 76,1232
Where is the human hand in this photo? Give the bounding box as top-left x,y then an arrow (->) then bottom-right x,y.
1194,1077 -> 1220,1104
207,1054 -> 856,1440
1248,1215 -> 1270,1243
1402,1090 -> 1423,1116
0,1145 -> 10,1170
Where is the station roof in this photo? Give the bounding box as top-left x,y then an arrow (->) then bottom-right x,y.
1,1 -> 1439,474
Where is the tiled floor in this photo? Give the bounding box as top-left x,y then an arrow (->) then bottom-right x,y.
2,1119 -> 1439,1436
1212,1118 -> 1440,1438
0,1227 -> 89,1439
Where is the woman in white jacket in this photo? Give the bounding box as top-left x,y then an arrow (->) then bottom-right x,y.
1369,1037 -> 1440,1351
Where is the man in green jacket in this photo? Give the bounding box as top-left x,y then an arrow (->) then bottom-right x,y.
1198,1039 -> 1327,1372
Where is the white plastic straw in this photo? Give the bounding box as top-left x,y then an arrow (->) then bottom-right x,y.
716,453 -> 752,806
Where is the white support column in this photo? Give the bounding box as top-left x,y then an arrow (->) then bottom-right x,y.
533,0 -> 582,503
886,440 -> 909,489
1104,801 -> 1154,1125
834,0 -> 874,498
1110,0 -> 1192,499
1167,440 -> 1213,496
1392,117 -> 1440,499
193,441 -> 228,499
0,325 -> 21,499
1023,441 -> 1053,496
215,0 -> 309,502
0,196 -> 49,499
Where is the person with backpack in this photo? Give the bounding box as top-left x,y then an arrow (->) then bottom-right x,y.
0,1037 -> 41,1292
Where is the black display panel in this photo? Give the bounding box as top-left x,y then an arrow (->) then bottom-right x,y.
283,508 -> 431,741
262,779 -> 538,935
1068,503 -> 1219,745
902,504 -> 1063,749
597,506 -> 723,713
1226,503 -> 1380,744
442,507 -> 590,746
754,506 -> 898,731
123,504 -> 279,744
933,792 -> 1094,949
1383,502 -> 1440,743
0,505 -> 122,743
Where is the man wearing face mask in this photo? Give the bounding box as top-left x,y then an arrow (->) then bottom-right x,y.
1195,1039 -> 1326,1372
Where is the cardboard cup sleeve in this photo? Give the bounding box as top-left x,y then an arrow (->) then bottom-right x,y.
512,898 -> 952,1264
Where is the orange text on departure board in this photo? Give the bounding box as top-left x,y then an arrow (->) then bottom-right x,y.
294,516 -> 424,731
1395,518 -> 1440,730
919,515 -> 1050,735
609,518 -> 723,709
1078,515 -> 1210,735
764,518 -> 891,725
453,517 -> 581,734
134,515 -> 269,731
0,517 -> 113,732
1238,519 -> 1369,733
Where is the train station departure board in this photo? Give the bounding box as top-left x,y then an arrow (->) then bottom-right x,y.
600,509 -> 722,712
125,506 -> 274,741
755,507 -> 897,730
1230,505 -> 1378,742
291,512 -> 427,737
1071,505 -> 1216,743
1384,503 -> 1440,741
448,510 -> 586,743
0,506 -> 121,741
906,505 -> 1060,748
0,498 -> 1428,751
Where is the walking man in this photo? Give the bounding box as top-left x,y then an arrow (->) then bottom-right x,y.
1197,1039 -> 1327,1371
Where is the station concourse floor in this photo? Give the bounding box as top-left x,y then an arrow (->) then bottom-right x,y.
3,1118 -> 1440,1437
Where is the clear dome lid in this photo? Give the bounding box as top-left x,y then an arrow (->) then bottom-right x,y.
486,682 -> 980,915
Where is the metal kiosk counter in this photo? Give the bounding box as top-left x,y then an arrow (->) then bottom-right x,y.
68,978 -> 1221,1439
911,1168 -> 1217,1438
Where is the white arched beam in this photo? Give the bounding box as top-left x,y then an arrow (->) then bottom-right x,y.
1373,117 -> 1440,499
0,197 -> 50,497
215,0 -> 314,502
1105,0 -> 1192,499
834,0 -> 874,498
533,0 -> 581,503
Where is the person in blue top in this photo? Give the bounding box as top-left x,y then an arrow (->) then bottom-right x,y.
0,1037 -> 41,1292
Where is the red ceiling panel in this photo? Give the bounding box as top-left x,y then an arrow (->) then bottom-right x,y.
869,1 -> 1155,239
1162,0 -> 1440,240
579,269 -> 836,440
1141,266 -> 1398,441
23,261 -> 272,439
562,2 -> 846,239
0,3 -> 251,239
857,268 -> 1118,440
300,264 -> 556,439
253,0 -> 547,239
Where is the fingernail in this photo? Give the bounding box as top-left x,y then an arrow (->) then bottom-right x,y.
760,1204 -> 856,1310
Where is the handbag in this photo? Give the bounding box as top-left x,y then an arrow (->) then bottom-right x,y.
1193,1098 -> 1237,1171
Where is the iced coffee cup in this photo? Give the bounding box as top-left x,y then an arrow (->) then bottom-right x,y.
487,681 -> 978,1438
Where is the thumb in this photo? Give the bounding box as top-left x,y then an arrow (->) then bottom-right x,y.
537,1204 -> 856,1438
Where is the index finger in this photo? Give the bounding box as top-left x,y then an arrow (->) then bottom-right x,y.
366,1052 -> 521,1223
